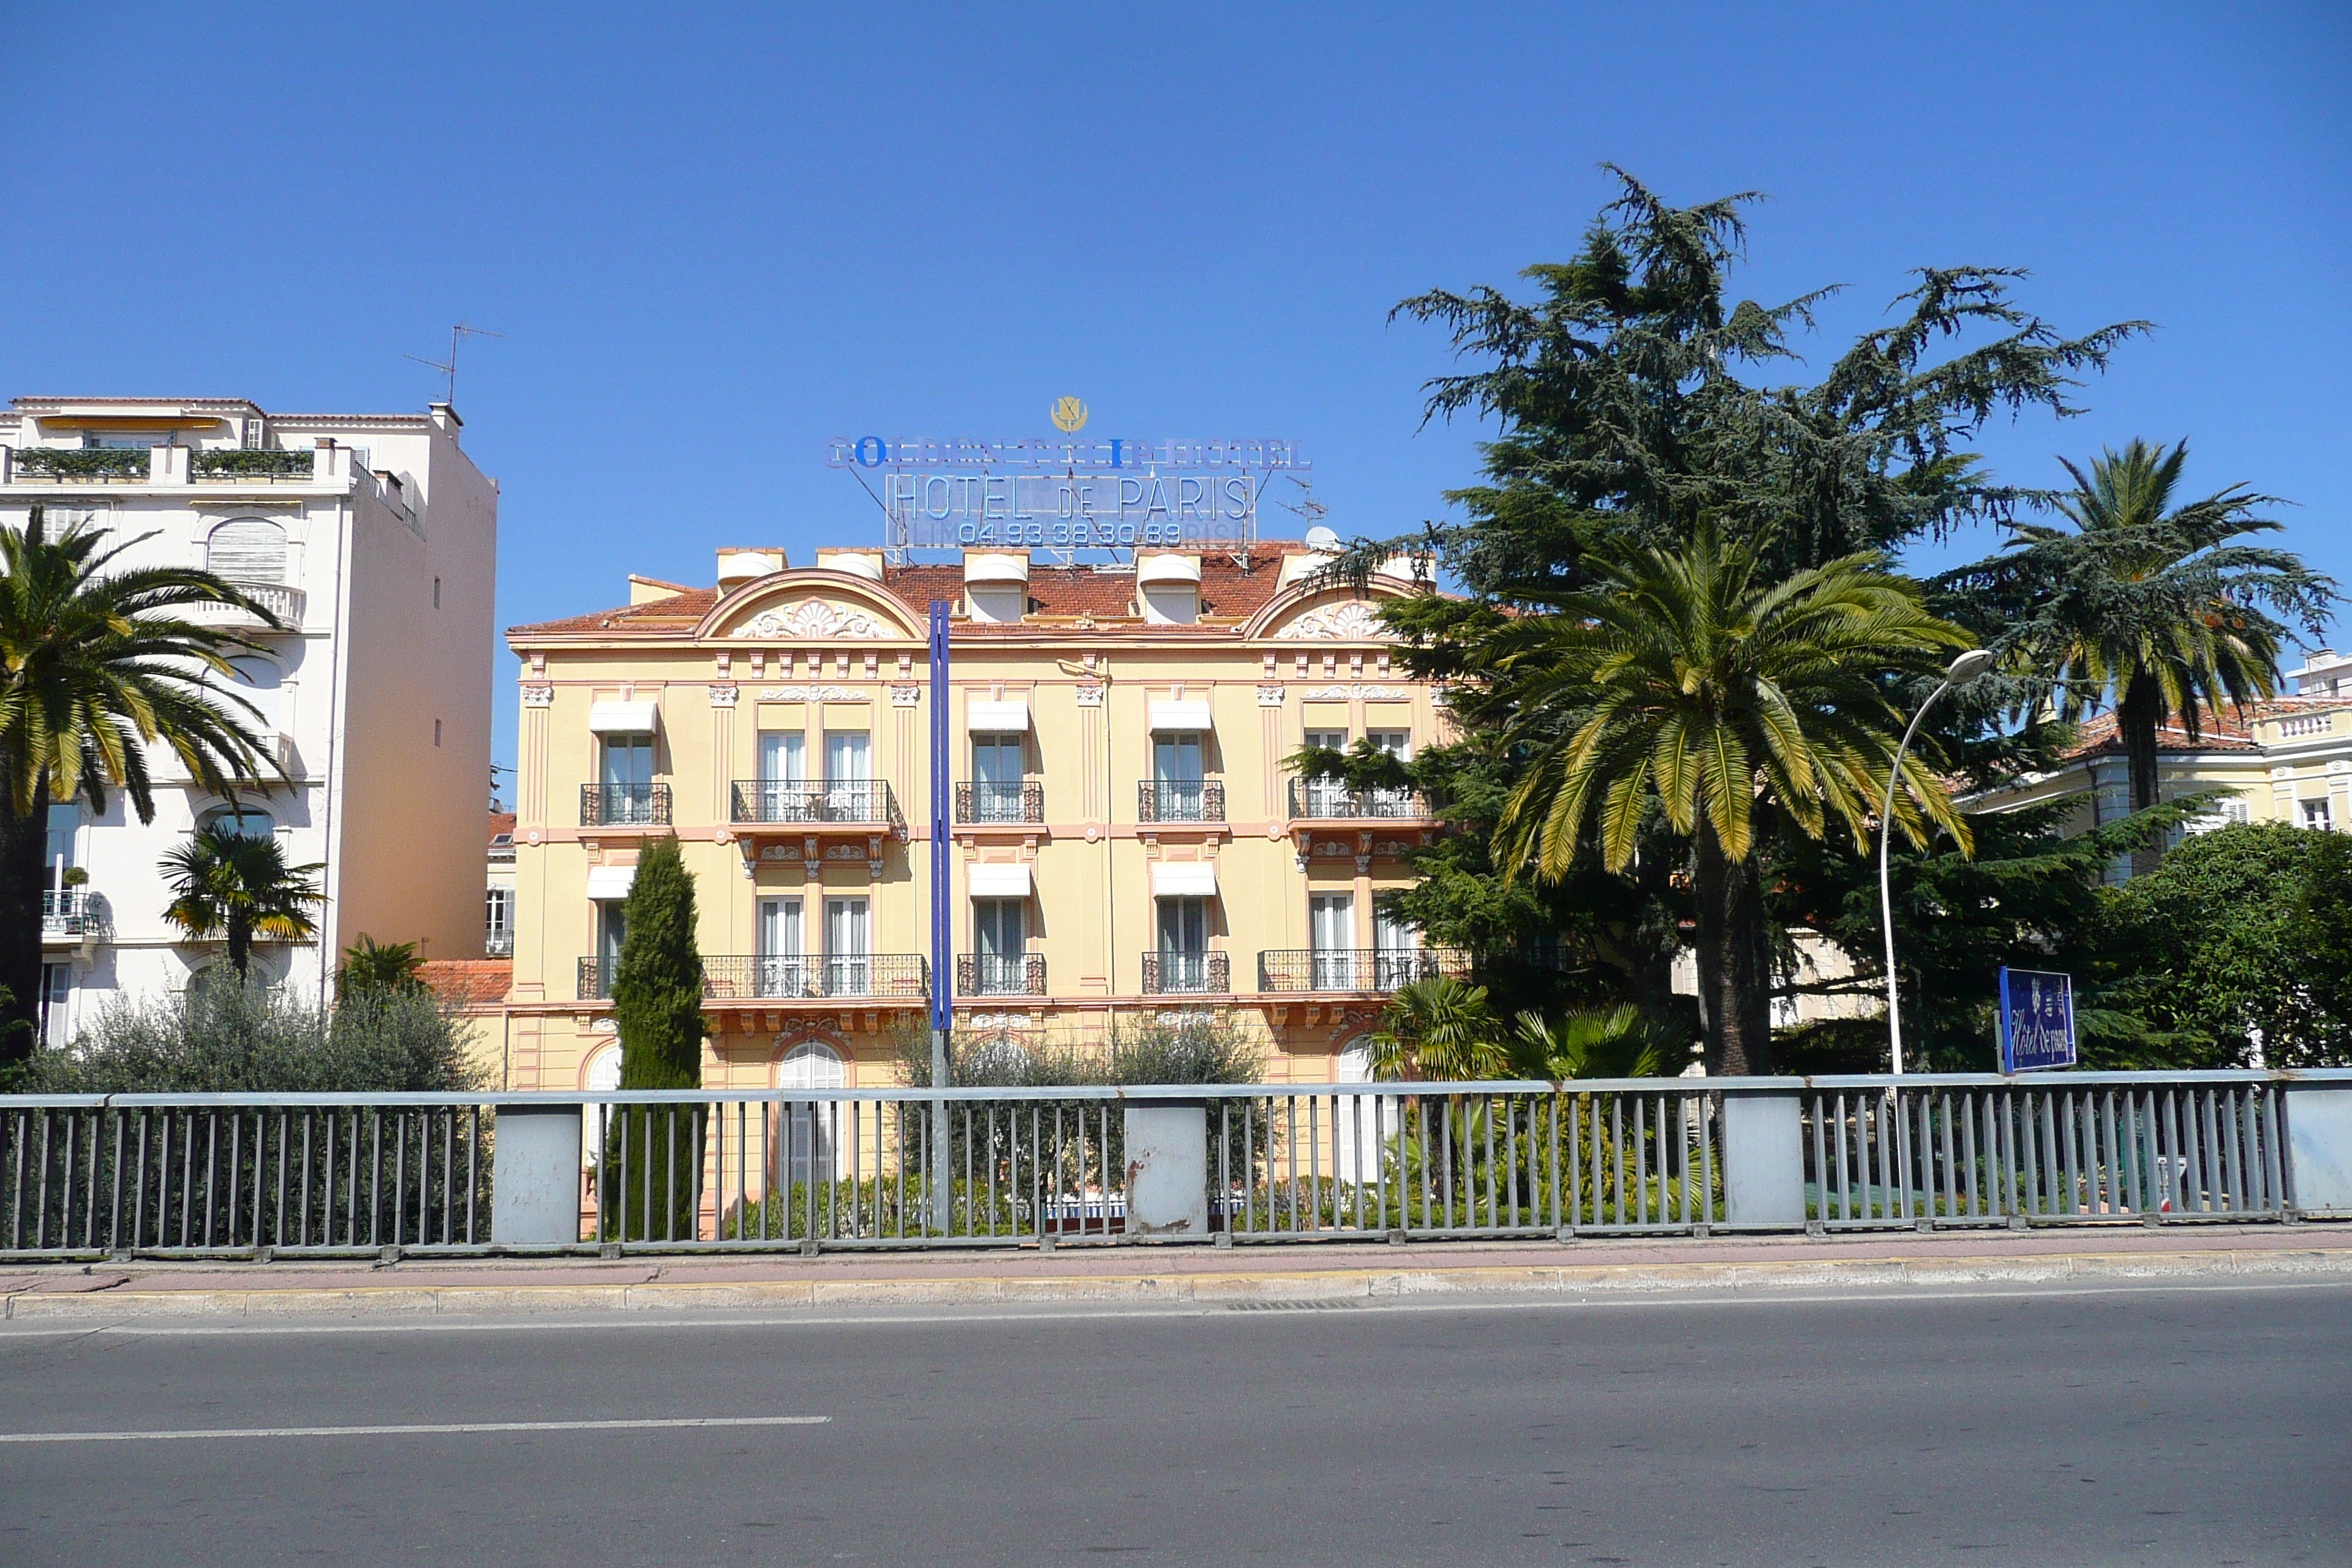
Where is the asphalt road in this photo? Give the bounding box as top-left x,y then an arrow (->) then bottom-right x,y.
2,1281 -> 2348,1567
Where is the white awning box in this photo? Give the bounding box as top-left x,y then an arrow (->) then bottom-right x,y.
587,701 -> 660,735
586,864 -> 637,901
1150,861 -> 1218,898
1148,698 -> 1213,732
966,698 -> 1030,733
967,863 -> 1033,899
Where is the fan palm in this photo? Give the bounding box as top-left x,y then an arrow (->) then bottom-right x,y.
1364,977 -> 1510,1080
161,823 -> 324,981
1508,1006 -> 1676,1081
1,514 -> 283,1058
1984,440 -> 2332,815
1493,521 -> 1972,1075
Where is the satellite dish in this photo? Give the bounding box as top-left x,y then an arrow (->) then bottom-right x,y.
1304,525 -> 1341,552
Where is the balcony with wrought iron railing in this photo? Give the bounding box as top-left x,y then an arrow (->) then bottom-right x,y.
581,782 -> 671,827
955,780 -> 1044,825
42,889 -> 96,943
730,780 -> 903,831
1141,949 -> 1229,995
577,953 -> 929,1003
1286,777 -> 1434,821
957,952 -> 1047,997
1137,780 -> 1225,823
1257,947 -> 1466,992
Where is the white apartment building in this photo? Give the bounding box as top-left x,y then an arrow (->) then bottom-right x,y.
1,396 -> 498,1044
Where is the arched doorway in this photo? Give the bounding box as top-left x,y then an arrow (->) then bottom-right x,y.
776,1039 -> 845,1188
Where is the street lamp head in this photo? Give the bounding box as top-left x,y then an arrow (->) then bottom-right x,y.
1946,648 -> 1997,687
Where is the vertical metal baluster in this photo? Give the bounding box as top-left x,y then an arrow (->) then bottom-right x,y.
8,1111 -> 25,1252
2195,1089 -> 2220,1215
2259,1088 -> 2286,1217
1420,1096 -> 1436,1232
2222,1089 -> 2246,1212
155,1111 -> 175,1251
1702,1093 -> 1717,1226
1099,1103 -> 1113,1240
1481,1096 -> 1497,1232
1308,1094 -> 1323,1233
1283,1096 -> 1299,1234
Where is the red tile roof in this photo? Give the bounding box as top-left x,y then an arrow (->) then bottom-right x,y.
2057,698 -> 2352,761
507,543 -> 1338,639
488,810 -> 516,848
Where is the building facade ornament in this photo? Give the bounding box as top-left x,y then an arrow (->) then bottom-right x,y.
707,685 -> 739,706
1281,600 -> 1390,641
731,599 -> 892,640
1075,683 -> 1104,707
1256,685 -> 1286,707
755,685 -> 867,703
891,685 -> 921,707
521,685 -> 554,706
1301,684 -> 1405,701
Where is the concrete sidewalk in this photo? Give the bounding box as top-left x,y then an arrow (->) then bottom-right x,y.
6,1223 -> 2349,1320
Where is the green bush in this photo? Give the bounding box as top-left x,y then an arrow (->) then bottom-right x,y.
191,448 -> 315,477
12,448 -> 149,477
14,979 -> 484,1094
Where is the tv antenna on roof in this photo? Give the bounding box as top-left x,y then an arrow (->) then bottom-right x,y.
406,323 -> 503,407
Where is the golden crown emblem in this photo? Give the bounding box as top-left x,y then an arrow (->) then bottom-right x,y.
1050,396 -> 1088,433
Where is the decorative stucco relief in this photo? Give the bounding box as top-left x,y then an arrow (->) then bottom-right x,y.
521,685 -> 554,706
731,599 -> 893,640
707,685 -> 739,706
1256,685 -> 1286,707
1300,685 -> 1406,701
755,685 -> 867,702
1276,600 -> 1390,641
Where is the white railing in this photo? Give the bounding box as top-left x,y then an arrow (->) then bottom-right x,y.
187,582 -> 305,630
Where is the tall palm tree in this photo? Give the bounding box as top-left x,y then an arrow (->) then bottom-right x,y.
1492,521 -> 1972,1076
161,823 -> 324,981
1,514 -> 283,1058
1983,440 -> 2332,815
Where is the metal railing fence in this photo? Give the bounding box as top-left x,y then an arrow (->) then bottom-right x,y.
1285,779 -> 1433,821
729,780 -> 902,828
1803,1078 -> 2289,1227
1142,950 -> 1230,994
1257,948 -> 1466,992
5,1074 -> 2340,1260
1137,780 -> 1225,823
3,1097 -> 490,1258
957,953 -> 1047,996
577,954 -> 929,1002
580,782 -> 671,826
955,781 -> 1044,823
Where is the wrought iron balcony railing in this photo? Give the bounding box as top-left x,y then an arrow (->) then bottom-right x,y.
42,889 -> 94,937
577,953 -> 929,1002
1140,949 -> 1229,995
1137,780 -> 1225,823
957,952 -> 1047,996
955,780 -> 1044,824
730,780 -> 903,829
1256,947 -> 1465,992
1286,778 -> 1432,821
581,782 -> 671,826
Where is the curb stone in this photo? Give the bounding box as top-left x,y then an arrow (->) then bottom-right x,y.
7,1245 -> 2350,1321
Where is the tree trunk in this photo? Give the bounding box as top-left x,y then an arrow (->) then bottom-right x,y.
227,913 -> 252,981
1692,821 -> 1774,1078
2117,679 -> 2164,878
0,791 -> 52,1065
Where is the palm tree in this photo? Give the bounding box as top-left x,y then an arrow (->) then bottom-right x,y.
337,934 -> 425,998
1509,1006 -> 1676,1080
1492,521 -> 1972,1076
160,823 -> 323,982
1364,977 -> 1510,1080
1,514 -> 282,1058
1982,440 -> 2333,815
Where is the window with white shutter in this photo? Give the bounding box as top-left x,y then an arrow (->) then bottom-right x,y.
206,518 -> 286,584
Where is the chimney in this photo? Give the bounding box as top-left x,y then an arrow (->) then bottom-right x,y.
716,548 -> 788,594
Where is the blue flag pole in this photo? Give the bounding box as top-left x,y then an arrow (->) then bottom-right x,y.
927,601 -> 951,1231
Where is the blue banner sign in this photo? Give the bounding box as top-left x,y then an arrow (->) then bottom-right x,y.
1997,968 -> 2078,1073
826,434 -> 1308,551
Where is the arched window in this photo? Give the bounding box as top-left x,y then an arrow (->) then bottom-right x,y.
207,518 -> 286,584
197,806 -> 275,839
777,1040 -> 845,1186
1331,1037 -> 1395,1186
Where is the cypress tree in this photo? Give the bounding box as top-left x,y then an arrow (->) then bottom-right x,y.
602,835 -> 706,1240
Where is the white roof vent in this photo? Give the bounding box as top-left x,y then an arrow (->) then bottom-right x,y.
717,548 -> 786,592
962,550 -> 1030,585
815,548 -> 886,582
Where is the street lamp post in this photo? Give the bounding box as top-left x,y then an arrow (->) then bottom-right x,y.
1879,648 -> 1996,1076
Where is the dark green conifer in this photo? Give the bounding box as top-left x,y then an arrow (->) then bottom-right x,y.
602,835 -> 706,1240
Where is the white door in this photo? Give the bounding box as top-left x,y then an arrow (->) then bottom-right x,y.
1303,728 -> 1350,816
776,1041 -> 846,1188
757,731 -> 806,821
1368,730 -> 1413,815
1374,907 -> 1420,987
1311,893 -> 1355,989
971,734 -> 1022,821
973,897 -> 1026,993
825,896 -> 870,995
1153,732 -> 1205,819
826,731 -> 871,819
757,897 -> 804,997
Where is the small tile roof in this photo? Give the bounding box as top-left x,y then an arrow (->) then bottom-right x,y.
419,959 -> 511,1010
507,542 -> 1335,639
488,810 -> 516,848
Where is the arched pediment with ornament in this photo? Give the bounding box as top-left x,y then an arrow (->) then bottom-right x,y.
697,569 -> 925,643
1245,577 -> 1415,643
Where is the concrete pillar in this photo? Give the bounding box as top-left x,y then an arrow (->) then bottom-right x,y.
494,1102 -> 585,1245
2286,1086 -> 2352,1217
1722,1090 -> 1806,1227
1124,1101 -> 1208,1237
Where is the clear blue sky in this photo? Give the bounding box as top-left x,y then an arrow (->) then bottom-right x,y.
6,4 -> 2345,780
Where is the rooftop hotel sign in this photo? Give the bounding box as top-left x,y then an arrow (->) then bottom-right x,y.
825,431 -> 1307,552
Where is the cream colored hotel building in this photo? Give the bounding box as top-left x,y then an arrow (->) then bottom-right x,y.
500,543 -> 1451,1096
